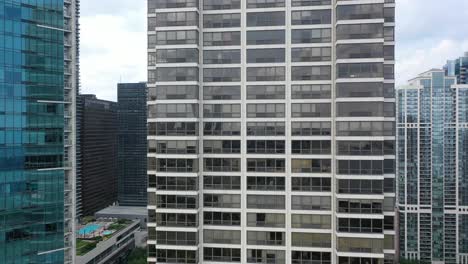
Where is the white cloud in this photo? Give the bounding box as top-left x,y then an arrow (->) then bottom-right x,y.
396,39 -> 468,85
80,0 -> 146,101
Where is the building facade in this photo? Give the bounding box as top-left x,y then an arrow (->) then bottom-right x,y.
78,95 -> 118,217
117,83 -> 148,206
397,69 -> 468,263
147,1 -> 396,263
0,0 -> 78,263
444,52 -> 468,85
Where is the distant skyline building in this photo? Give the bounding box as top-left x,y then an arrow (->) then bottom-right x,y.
117,82 -> 148,206
444,52 -> 468,84
0,0 -> 79,262
78,94 -> 118,217
147,1 -> 396,264
397,69 -> 468,263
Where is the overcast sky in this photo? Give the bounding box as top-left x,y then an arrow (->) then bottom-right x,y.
80,0 -> 468,101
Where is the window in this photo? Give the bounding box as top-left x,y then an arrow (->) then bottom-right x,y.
384,64 -> 394,79
203,0 -> 241,10
247,250 -> 285,264
247,140 -> 285,154
204,176 -> 241,190
247,48 -> 285,63
292,10 -> 331,25
204,50 -> 241,64
150,0 -> 198,9
155,12 -> 198,27
156,249 -> 197,264
292,66 -> 331,81
247,213 -> 285,227
204,13 -> 241,28
338,218 -> 383,233
155,49 -> 198,63
247,0 -> 284,8
149,85 -> 198,100
204,31 -> 241,46
292,196 -> 331,210
152,158 -> 199,172
247,158 -> 285,172
247,195 -> 285,209
384,26 -> 394,41
247,85 -> 285,99
149,122 -> 198,136
156,195 -> 197,209
204,248 -> 241,262
247,104 -> 285,118
338,179 -> 383,194
337,63 -> 383,78
247,12 -> 285,27
337,199 -> 382,214
204,140 -> 241,154
204,194 -> 241,208
292,140 -> 331,154
384,7 -> 395,22
148,103 -> 198,118
247,30 -> 285,45
155,213 -> 197,227
204,158 -> 241,172
204,122 -> 241,136
292,159 -> 331,173
336,121 -> 395,136
247,231 -> 285,246
292,103 -> 331,118
247,122 -> 285,136
204,68 -> 241,82
291,177 -> 331,192
156,231 -> 197,246
156,30 -> 198,45
292,122 -> 331,136
155,67 -> 199,82
247,176 -> 285,191
151,140 -> 198,154
337,24 -> 383,40
292,233 -> 331,248
204,104 -> 241,118
338,238 -> 383,254
247,67 -> 285,81
337,160 -> 384,175
337,43 -> 383,59
336,82 -> 384,98
291,84 -> 331,99
292,214 -> 331,229
292,28 -> 331,43
204,230 -> 241,244
292,47 -> 331,62
292,251 -> 331,264
337,141 -> 386,156
204,86 -> 241,100
204,212 -> 241,226
337,102 -> 384,117
337,4 -> 383,20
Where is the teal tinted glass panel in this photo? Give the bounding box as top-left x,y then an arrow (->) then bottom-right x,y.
0,0 -> 65,263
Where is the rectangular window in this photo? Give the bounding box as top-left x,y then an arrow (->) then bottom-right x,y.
204,68 -> 241,82
247,159 -> 285,172
204,122 -> 241,136
291,122 -> 331,136
292,28 -> 331,43
247,48 -> 285,63
204,50 -> 241,64
149,85 -> 198,100
203,13 -> 241,28
248,67 -> 285,81
203,0 -> 241,10
247,103 -> 285,118
155,67 -> 199,82
204,31 -> 241,46
247,85 -> 285,100
337,24 -> 383,40
247,12 -> 285,27
337,43 -> 383,59
204,86 -> 241,100
337,63 -> 383,79
247,122 -> 285,136
247,0 -> 284,8
292,84 -> 331,99
292,66 -> 331,81
247,30 -> 285,45
148,103 -> 198,118
292,47 -> 331,62
247,195 -> 285,209
203,104 -> 241,118
292,103 -> 331,118
337,4 -> 383,20
292,10 -> 331,25
291,159 -> 331,173
156,30 -> 198,45
155,11 -> 199,27
156,48 -> 198,63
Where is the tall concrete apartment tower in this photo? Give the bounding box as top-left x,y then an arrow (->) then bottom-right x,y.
147,1 -> 396,263
64,0 -> 79,262
0,0 -> 78,263
397,70 -> 468,263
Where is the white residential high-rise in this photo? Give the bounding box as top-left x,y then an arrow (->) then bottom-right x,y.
147,0 -> 396,263
64,0 -> 79,262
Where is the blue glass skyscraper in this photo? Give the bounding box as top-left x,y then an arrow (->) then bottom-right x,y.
444,52 -> 468,84
397,69 -> 468,263
0,0 -> 78,262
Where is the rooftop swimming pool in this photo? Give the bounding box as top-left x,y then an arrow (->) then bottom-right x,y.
79,224 -> 102,235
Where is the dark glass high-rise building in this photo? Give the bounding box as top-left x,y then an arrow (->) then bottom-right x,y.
444,52 -> 468,85
117,82 -> 147,206
0,0 -> 79,262
78,94 -> 118,217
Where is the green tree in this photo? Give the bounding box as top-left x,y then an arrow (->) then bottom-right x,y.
127,247 -> 146,264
